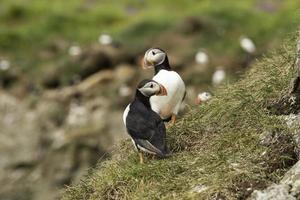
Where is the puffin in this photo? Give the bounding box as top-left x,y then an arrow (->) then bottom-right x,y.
212,67 -> 226,85
142,48 -> 186,127
195,92 -> 212,105
195,50 -> 209,65
239,36 -> 256,54
123,79 -> 169,164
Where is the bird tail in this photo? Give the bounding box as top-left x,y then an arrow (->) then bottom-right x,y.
135,139 -> 171,158
158,146 -> 171,158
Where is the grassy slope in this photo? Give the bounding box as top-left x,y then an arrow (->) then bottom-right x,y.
62,35 -> 298,199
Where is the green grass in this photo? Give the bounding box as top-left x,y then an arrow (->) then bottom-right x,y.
62,34 -> 299,199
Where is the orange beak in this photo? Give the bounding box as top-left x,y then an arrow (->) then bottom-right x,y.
195,97 -> 201,105
157,84 -> 167,96
142,58 -> 154,69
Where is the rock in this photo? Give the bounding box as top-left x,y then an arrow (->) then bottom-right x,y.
39,38 -> 68,60
281,160 -> 300,197
43,70 -> 114,101
77,45 -> 135,79
248,184 -> 296,200
79,48 -> 112,79
283,114 -> 300,158
115,64 -> 137,85
66,101 -> 89,127
76,70 -> 114,93
0,93 -> 40,168
41,44 -> 138,89
41,67 -> 61,89
35,99 -> 68,130
118,84 -> 132,98
248,159 -> 300,199
0,88 -> 122,200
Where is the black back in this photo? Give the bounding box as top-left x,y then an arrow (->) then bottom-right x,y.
125,89 -> 169,156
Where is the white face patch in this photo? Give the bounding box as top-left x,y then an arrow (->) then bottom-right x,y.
138,81 -> 161,97
198,92 -> 212,102
144,48 -> 166,66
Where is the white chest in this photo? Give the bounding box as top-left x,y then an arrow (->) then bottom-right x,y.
150,70 -> 185,118
122,104 -> 130,125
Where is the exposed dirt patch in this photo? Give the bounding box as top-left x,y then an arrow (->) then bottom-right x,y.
259,131 -> 298,175
268,76 -> 300,115
231,178 -> 268,200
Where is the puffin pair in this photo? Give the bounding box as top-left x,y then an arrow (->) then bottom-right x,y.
143,48 -> 186,127
123,48 -> 185,163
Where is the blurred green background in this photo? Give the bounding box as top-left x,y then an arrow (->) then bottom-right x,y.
1,0 -> 300,89
0,0 -> 300,199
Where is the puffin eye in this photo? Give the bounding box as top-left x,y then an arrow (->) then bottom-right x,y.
152,51 -> 156,56
150,83 -> 153,88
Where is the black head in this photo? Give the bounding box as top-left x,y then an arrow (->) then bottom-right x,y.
137,79 -> 167,97
142,48 -> 171,74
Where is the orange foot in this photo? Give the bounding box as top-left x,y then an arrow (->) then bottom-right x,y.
166,114 -> 176,129
139,152 -> 144,164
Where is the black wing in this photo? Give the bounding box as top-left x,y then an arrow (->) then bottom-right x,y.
146,118 -> 169,156
134,139 -> 164,155
125,109 -> 156,140
126,104 -> 168,156
182,90 -> 186,102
